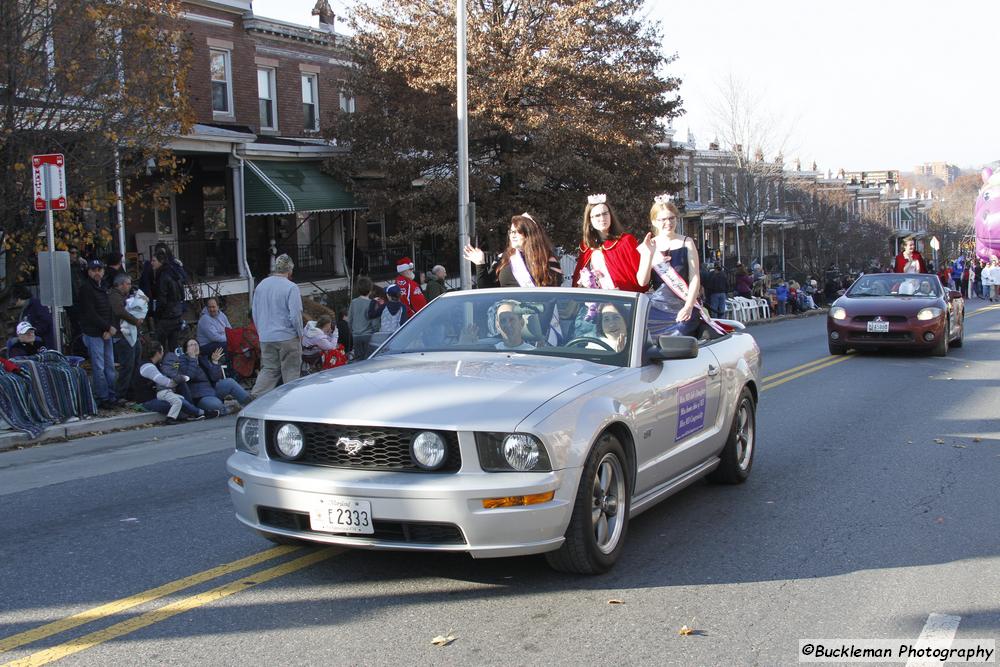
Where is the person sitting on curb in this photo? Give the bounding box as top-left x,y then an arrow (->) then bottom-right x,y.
164,338 -> 243,416
302,315 -> 347,369
134,342 -> 215,424
12,286 -> 55,353
9,322 -> 46,358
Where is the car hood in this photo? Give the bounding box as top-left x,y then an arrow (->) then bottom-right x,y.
835,295 -> 944,315
241,351 -> 615,431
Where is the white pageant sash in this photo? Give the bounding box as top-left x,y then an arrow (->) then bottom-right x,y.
651,252 -> 727,335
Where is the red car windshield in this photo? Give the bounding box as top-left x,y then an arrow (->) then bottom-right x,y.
847,275 -> 941,298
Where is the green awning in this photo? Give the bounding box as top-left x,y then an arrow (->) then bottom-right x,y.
244,160 -> 362,216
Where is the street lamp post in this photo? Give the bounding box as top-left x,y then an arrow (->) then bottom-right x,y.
456,0 -> 472,290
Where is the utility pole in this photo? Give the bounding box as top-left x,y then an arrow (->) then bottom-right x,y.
456,0 -> 472,290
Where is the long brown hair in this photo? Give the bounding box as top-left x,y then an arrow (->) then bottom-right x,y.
582,201 -> 627,249
497,214 -> 560,287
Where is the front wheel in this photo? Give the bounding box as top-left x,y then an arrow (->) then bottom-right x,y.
708,387 -> 756,484
951,318 -> 964,348
546,432 -> 630,574
931,320 -> 949,357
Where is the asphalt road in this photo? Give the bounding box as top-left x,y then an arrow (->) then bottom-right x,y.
1,305 -> 998,666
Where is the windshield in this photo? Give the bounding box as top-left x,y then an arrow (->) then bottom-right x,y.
847,274 -> 941,298
375,290 -> 637,367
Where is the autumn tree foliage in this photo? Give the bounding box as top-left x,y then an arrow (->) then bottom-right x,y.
0,0 -> 193,293
329,0 -> 683,251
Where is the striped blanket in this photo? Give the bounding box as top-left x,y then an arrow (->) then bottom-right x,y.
0,368 -> 52,438
6,352 -> 98,433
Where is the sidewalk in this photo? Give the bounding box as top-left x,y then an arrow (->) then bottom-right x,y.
742,307 -> 829,327
0,408 -> 166,451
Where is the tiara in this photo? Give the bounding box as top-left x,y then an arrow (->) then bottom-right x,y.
520,211 -> 536,223
653,193 -> 674,204
587,193 -> 606,205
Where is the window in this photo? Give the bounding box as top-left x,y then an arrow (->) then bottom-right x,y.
339,90 -> 355,113
302,73 -> 318,131
210,49 -> 232,114
257,68 -> 277,130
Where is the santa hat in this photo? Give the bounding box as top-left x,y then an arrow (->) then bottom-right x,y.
396,257 -> 414,273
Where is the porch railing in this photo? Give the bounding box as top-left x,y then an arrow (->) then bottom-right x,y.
143,239 -> 240,280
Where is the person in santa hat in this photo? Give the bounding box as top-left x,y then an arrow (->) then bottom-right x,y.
393,256 -> 427,317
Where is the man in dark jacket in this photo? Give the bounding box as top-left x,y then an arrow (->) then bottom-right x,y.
703,264 -> 730,319
151,250 -> 186,350
109,273 -> 143,401
76,259 -> 119,408
424,265 -> 448,301
13,286 -> 55,351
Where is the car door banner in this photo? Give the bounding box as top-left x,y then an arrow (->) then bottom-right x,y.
676,378 -> 707,441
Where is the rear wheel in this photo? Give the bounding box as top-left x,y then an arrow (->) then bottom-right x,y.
546,432 -> 630,574
709,387 -> 756,484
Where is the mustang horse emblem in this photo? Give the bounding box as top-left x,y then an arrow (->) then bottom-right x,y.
336,436 -> 373,455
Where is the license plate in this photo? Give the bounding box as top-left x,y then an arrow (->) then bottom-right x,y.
867,320 -> 889,333
309,496 -> 374,534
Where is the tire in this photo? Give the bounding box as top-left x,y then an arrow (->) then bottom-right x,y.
828,341 -> 846,355
708,387 -> 756,485
545,432 -> 631,575
256,529 -> 312,547
931,320 -> 949,357
951,319 -> 964,348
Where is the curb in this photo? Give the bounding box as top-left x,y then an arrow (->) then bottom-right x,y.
742,308 -> 829,327
0,411 -> 165,451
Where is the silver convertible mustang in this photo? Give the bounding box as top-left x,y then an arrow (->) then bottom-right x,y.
227,288 -> 761,574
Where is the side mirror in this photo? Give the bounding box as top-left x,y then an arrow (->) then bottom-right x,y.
645,335 -> 699,363
949,290 -> 963,300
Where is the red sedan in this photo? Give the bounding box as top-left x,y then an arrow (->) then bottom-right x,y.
826,273 -> 965,356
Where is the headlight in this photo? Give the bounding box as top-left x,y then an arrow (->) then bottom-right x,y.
411,431 -> 447,469
475,432 -> 552,472
235,417 -> 260,455
274,423 -> 304,459
830,307 -> 847,320
917,307 -> 943,321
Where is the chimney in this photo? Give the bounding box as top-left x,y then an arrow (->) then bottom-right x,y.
312,0 -> 335,33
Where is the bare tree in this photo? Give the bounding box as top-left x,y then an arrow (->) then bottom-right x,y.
707,75 -> 795,266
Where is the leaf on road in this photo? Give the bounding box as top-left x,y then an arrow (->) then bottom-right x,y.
608,599 -> 624,605
934,517 -> 945,524
973,437 -> 982,443
679,625 -> 695,636
431,632 -> 456,647
933,438 -> 945,444
906,440 -> 913,444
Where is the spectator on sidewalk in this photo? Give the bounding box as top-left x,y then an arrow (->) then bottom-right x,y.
392,256 -> 427,317
134,342 -> 210,424
424,265 -> 448,301
103,253 -> 124,289
170,338 -> 246,415
368,284 -> 409,336
774,280 -> 789,316
150,250 -> 186,351
9,322 -> 46,358
348,277 -> 378,361
77,259 -> 119,408
109,274 -> 144,401
303,315 -> 347,369
196,297 -> 232,359
13,286 -> 55,352
703,264 -> 729,319
734,264 -> 753,298
251,254 -> 304,398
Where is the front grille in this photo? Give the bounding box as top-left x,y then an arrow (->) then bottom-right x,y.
851,315 -> 908,323
267,422 -> 461,472
847,332 -> 914,342
257,507 -> 467,545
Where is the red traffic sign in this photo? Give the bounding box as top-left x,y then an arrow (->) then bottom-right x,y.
32,153 -> 67,211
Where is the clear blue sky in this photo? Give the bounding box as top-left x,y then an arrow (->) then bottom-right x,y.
251,0 -> 998,173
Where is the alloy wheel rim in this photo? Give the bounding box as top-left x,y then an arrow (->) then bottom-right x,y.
591,452 -> 626,554
735,400 -> 754,471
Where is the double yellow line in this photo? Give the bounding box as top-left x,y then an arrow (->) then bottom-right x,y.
0,546 -> 338,667
761,353 -> 854,391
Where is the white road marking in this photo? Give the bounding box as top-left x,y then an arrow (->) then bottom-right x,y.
905,613 -> 961,667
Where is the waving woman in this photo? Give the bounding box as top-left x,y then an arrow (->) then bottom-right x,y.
463,213 -> 562,288
571,194 -> 643,293
637,195 -> 726,337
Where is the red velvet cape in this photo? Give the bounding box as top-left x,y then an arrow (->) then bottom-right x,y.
571,233 -> 644,293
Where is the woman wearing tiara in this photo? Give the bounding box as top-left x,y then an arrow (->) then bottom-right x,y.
571,194 -> 644,292
637,194 -> 727,338
463,213 -> 563,288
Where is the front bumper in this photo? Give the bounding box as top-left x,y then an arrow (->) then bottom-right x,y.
227,450 -> 579,559
827,317 -> 944,349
